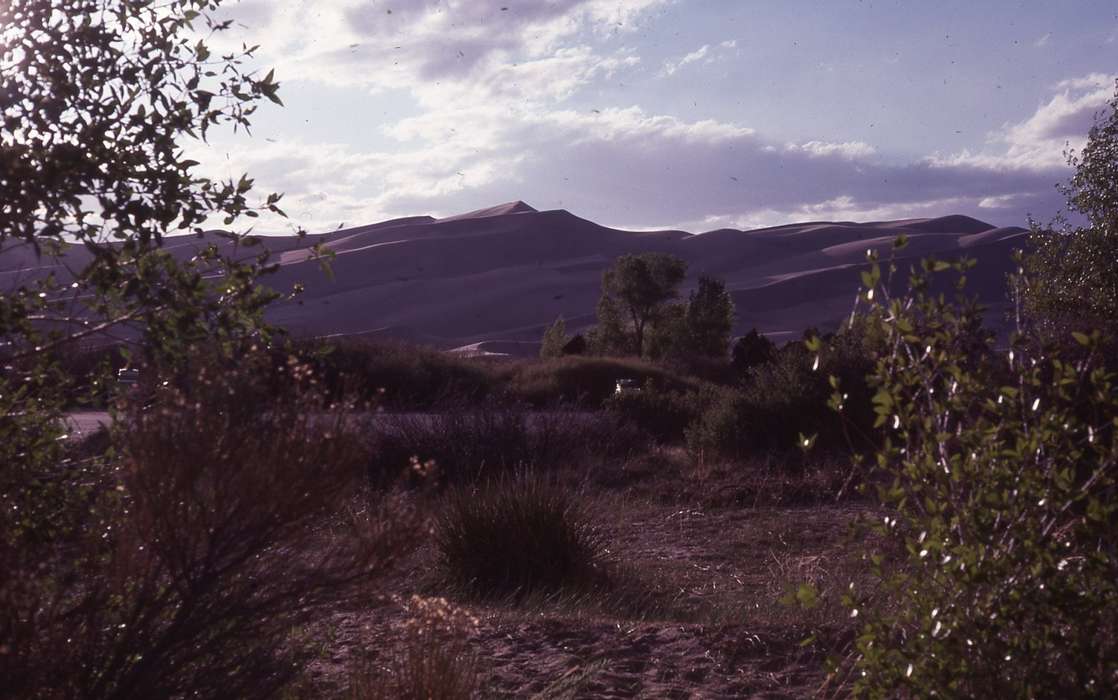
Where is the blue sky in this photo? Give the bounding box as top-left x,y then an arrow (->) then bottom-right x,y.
199,0 -> 1118,233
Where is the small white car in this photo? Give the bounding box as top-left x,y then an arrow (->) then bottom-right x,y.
614,378 -> 641,396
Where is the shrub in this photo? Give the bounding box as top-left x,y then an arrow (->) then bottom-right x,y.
300,338 -> 500,409
687,344 -> 825,458
0,349 -> 413,698
731,329 -> 776,374
366,404 -> 645,486
433,475 -> 608,600
505,355 -> 695,407
838,250 -> 1118,697
606,380 -> 706,443
349,596 -> 479,700
686,328 -> 877,460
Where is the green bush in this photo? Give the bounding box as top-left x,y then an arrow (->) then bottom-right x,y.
505,355 -> 695,407
300,338 -> 500,409
839,250 -> 1118,697
686,327 -> 877,460
433,475 -> 607,599
604,379 -> 703,443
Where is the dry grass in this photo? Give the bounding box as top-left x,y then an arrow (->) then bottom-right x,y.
348,597 -> 480,700
433,475 -> 610,601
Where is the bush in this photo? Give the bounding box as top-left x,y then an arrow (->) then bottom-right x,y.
505,355 -> 695,407
0,349 -> 413,698
301,337 -> 500,409
686,328 -> 877,460
366,404 -> 645,486
731,329 -> 776,374
604,379 -> 703,443
433,475 -> 608,600
686,343 -> 824,458
840,251 -> 1118,697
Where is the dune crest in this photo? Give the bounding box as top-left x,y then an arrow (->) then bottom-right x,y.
0,203 -> 1026,354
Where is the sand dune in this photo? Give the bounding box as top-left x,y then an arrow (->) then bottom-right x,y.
1,201 -> 1028,354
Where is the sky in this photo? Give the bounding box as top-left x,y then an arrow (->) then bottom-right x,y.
197,0 -> 1118,234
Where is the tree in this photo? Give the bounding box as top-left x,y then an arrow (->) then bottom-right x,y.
731,328 -> 775,373
2,0 -> 295,546
1021,80 -> 1118,343
596,253 -> 687,356
831,247 -> 1118,697
645,301 -> 687,360
684,275 -> 735,358
0,2 -> 405,696
539,316 -> 568,358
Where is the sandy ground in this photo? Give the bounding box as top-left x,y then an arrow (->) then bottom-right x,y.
304,461 -> 871,698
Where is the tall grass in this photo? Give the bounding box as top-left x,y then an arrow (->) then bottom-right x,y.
433,475 -> 608,600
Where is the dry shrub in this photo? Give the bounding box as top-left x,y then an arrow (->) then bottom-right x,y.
366,405 -> 646,486
1,349 -> 414,699
349,596 -> 479,700
434,475 -> 608,600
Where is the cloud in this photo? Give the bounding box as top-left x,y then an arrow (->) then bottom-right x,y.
213,0 -> 665,97
200,87 -> 1068,234
927,73 -> 1115,171
659,40 -> 737,76
1033,32 -> 1051,48
195,4 -> 1109,235
785,140 -> 877,160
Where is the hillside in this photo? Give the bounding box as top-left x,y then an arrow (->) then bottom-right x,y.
0,201 -> 1027,353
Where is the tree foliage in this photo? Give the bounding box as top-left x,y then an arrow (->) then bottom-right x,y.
828,243 -> 1118,697
2,0 -> 293,543
0,2 -> 397,696
1022,80 -> 1118,342
595,253 -> 687,356
684,275 -> 735,358
539,315 -> 569,359
731,328 -> 776,373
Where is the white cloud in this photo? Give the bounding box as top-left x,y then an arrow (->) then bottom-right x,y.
1033,32 -> 1051,48
659,39 -> 736,76
213,0 -> 666,96
785,140 -> 877,160
692,195 -> 985,232
927,73 -> 1115,172
977,194 -> 1021,209
190,4 -> 1102,235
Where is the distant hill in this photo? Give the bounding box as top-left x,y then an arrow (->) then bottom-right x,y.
0,202 -> 1027,355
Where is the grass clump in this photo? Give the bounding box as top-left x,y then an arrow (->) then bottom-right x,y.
349,596 -> 479,700
434,475 -> 608,600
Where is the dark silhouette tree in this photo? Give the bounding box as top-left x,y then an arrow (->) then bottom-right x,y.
596,253 -> 687,356
731,328 -> 776,372
539,316 -> 569,358
685,275 -> 735,358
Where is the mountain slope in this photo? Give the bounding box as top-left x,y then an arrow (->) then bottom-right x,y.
0,201 -> 1027,353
